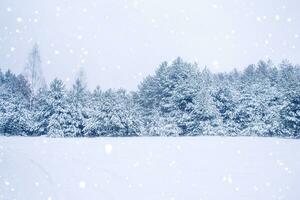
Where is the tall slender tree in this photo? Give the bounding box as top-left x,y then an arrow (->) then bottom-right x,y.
24,43 -> 45,109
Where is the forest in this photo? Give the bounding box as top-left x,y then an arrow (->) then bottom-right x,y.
0,45 -> 299,138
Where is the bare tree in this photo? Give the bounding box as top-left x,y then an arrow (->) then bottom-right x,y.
24,43 -> 45,109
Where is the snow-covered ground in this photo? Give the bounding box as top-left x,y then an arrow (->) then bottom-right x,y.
0,136 -> 299,200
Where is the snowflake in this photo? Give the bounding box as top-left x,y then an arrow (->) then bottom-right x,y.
77,35 -> 83,40
275,15 -> 280,21
264,40 -> 269,45
253,185 -> 259,191
169,160 -> 176,167
256,17 -> 261,22
10,47 -> 15,52
79,181 -> 86,189
222,175 -> 233,184
7,7 -> 12,12
212,60 -> 219,67
104,144 -> 112,154
212,4 -> 218,9
287,18 -> 292,23
133,161 -> 140,168
16,17 -> 23,22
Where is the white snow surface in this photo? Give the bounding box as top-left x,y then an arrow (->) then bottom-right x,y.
0,136 -> 299,200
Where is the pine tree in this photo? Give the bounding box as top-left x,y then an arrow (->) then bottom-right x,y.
69,73 -> 89,136
0,70 -> 32,135
280,84 -> 300,138
84,89 -> 142,137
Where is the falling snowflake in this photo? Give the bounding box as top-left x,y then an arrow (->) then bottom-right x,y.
16,17 -> 23,22
79,181 -> 86,189
212,4 -> 218,9
104,144 -> 112,154
256,17 -> 261,22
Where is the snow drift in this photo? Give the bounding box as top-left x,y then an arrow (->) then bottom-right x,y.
0,136 -> 299,200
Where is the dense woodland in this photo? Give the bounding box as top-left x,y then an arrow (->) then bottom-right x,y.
0,45 -> 300,138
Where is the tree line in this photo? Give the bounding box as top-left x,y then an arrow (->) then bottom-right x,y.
0,45 -> 299,137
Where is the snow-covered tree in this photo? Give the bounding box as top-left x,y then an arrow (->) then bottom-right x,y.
280,84 -> 300,138
47,79 -> 78,137
0,70 -> 32,135
1,58 -> 299,138
84,89 -> 142,137
68,70 -> 89,136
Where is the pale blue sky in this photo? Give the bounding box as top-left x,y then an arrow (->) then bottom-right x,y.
0,0 -> 299,90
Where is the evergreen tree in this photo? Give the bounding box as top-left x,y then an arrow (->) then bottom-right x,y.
69,74 -> 89,136
84,89 -> 142,137
48,79 -> 77,137
0,70 -> 32,135
280,84 -> 300,138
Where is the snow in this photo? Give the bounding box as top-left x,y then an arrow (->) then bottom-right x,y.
0,136 -> 299,200
16,17 -> 23,23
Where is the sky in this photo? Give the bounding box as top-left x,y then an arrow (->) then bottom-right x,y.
0,0 -> 299,90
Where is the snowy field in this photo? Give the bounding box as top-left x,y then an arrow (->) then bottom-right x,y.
0,136 -> 300,200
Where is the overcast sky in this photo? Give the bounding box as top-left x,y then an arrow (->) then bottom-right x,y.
0,0 -> 299,90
